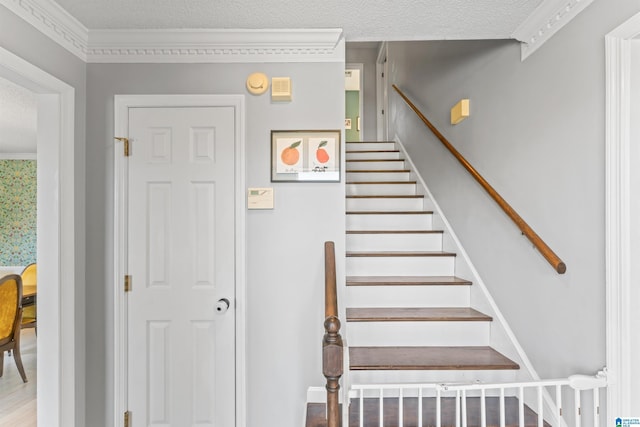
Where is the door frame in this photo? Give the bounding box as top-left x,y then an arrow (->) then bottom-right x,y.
605,10 -> 640,418
113,94 -> 247,426
0,47 -> 77,426
376,42 -> 389,141
345,63 -> 364,141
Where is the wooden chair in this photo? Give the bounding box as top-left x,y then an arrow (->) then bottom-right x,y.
0,274 -> 27,382
20,263 -> 37,331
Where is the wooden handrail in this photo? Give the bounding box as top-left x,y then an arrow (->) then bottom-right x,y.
393,85 -> 566,274
323,241 -> 343,427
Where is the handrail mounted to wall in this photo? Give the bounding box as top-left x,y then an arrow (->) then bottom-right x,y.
393,85 -> 566,274
323,241 -> 343,427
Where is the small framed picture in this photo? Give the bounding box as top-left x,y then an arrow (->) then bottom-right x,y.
271,130 -> 341,182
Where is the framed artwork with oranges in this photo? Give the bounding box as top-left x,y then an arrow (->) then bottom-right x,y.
271,130 -> 341,182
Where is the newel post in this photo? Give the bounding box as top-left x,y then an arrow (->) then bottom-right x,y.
323,315 -> 343,427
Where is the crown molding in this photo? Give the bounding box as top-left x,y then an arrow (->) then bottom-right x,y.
2,0 -> 344,63
512,0 -> 595,60
1,0 -> 89,61
86,28 -> 344,63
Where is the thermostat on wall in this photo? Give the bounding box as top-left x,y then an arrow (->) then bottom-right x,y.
247,187 -> 274,209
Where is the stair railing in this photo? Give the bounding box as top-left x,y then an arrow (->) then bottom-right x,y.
393,85 -> 566,274
350,371 -> 607,427
323,241 -> 343,427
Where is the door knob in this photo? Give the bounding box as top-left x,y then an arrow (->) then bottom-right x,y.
215,298 -> 230,314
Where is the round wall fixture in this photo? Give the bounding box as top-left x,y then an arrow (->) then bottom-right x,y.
246,72 -> 269,95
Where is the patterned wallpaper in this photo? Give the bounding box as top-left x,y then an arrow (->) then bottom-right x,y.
0,160 -> 37,266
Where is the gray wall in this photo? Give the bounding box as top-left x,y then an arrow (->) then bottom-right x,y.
387,1 -> 640,380
0,6 -> 87,425
346,44 -> 378,141
86,61 -> 345,427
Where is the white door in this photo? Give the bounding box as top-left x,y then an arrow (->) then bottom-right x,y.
127,106 -> 236,426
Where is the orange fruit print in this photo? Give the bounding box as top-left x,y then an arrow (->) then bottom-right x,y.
316,140 -> 330,163
281,140 -> 301,165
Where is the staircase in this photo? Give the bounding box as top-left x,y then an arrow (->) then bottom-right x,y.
307,140 -> 545,426
344,141 -> 519,383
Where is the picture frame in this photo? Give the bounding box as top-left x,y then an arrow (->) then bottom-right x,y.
271,129 -> 341,182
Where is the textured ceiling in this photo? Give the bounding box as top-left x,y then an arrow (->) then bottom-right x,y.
1,0 -> 547,152
55,0 -> 544,41
0,77 -> 37,154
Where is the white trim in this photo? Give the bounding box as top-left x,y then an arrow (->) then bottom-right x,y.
512,0 -> 595,60
346,63 -> 364,141
0,0 -> 89,61
113,94 -> 247,427
88,28 -> 344,63
0,46 -> 77,427
605,11 -> 640,418
0,152 -> 37,159
376,42 -> 388,141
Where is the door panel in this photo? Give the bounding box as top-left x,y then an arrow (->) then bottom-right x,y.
127,106 -> 235,427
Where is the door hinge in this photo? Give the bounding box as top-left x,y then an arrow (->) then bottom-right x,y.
114,137 -> 130,157
124,410 -> 131,427
124,275 -> 132,292
381,109 -> 385,115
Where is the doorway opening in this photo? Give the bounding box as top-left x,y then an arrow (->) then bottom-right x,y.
0,46 -> 77,426
345,64 -> 363,142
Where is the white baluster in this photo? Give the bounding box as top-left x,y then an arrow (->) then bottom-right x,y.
359,390 -> 364,427
556,384 -> 563,420
456,390 -> 461,427
379,388 -> 383,427
538,386 -> 543,427
500,388 -> 505,427
575,389 -> 581,427
436,389 -> 442,427
481,388 -> 486,427
518,387 -> 524,427
418,387 -> 423,427
461,389 -> 467,427
399,387 -> 404,427
593,387 -> 600,427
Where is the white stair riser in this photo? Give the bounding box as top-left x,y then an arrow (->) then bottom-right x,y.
347,233 -> 443,251
346,197 -> 424,212
346,285 -> 470,308
346,321 -> 490,347
346,142 -> 396,151
346,151 -> 401,161
347,214 -> 433,230
348,370 -> 519,386
347,171 -> 412,182
346,183 -> 417,196
346,256 -> 455,276
347,160 -> 405,171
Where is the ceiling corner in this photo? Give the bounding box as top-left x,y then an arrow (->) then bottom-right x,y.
1,0 -> 88,61
512,0 -> 595,61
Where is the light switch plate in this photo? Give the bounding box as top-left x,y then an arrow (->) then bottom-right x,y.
247,187 -> 274,209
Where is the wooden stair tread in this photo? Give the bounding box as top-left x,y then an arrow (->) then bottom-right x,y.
306,398 -> 550,427
346,307 -> 492,322
347,230 -> 443,234
347,251 -> 456,257
346,210 -> 432,214
346,276 -> 472,286
349,346 -> 520,370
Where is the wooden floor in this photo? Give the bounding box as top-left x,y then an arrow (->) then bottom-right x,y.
0,329 -> 37,427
